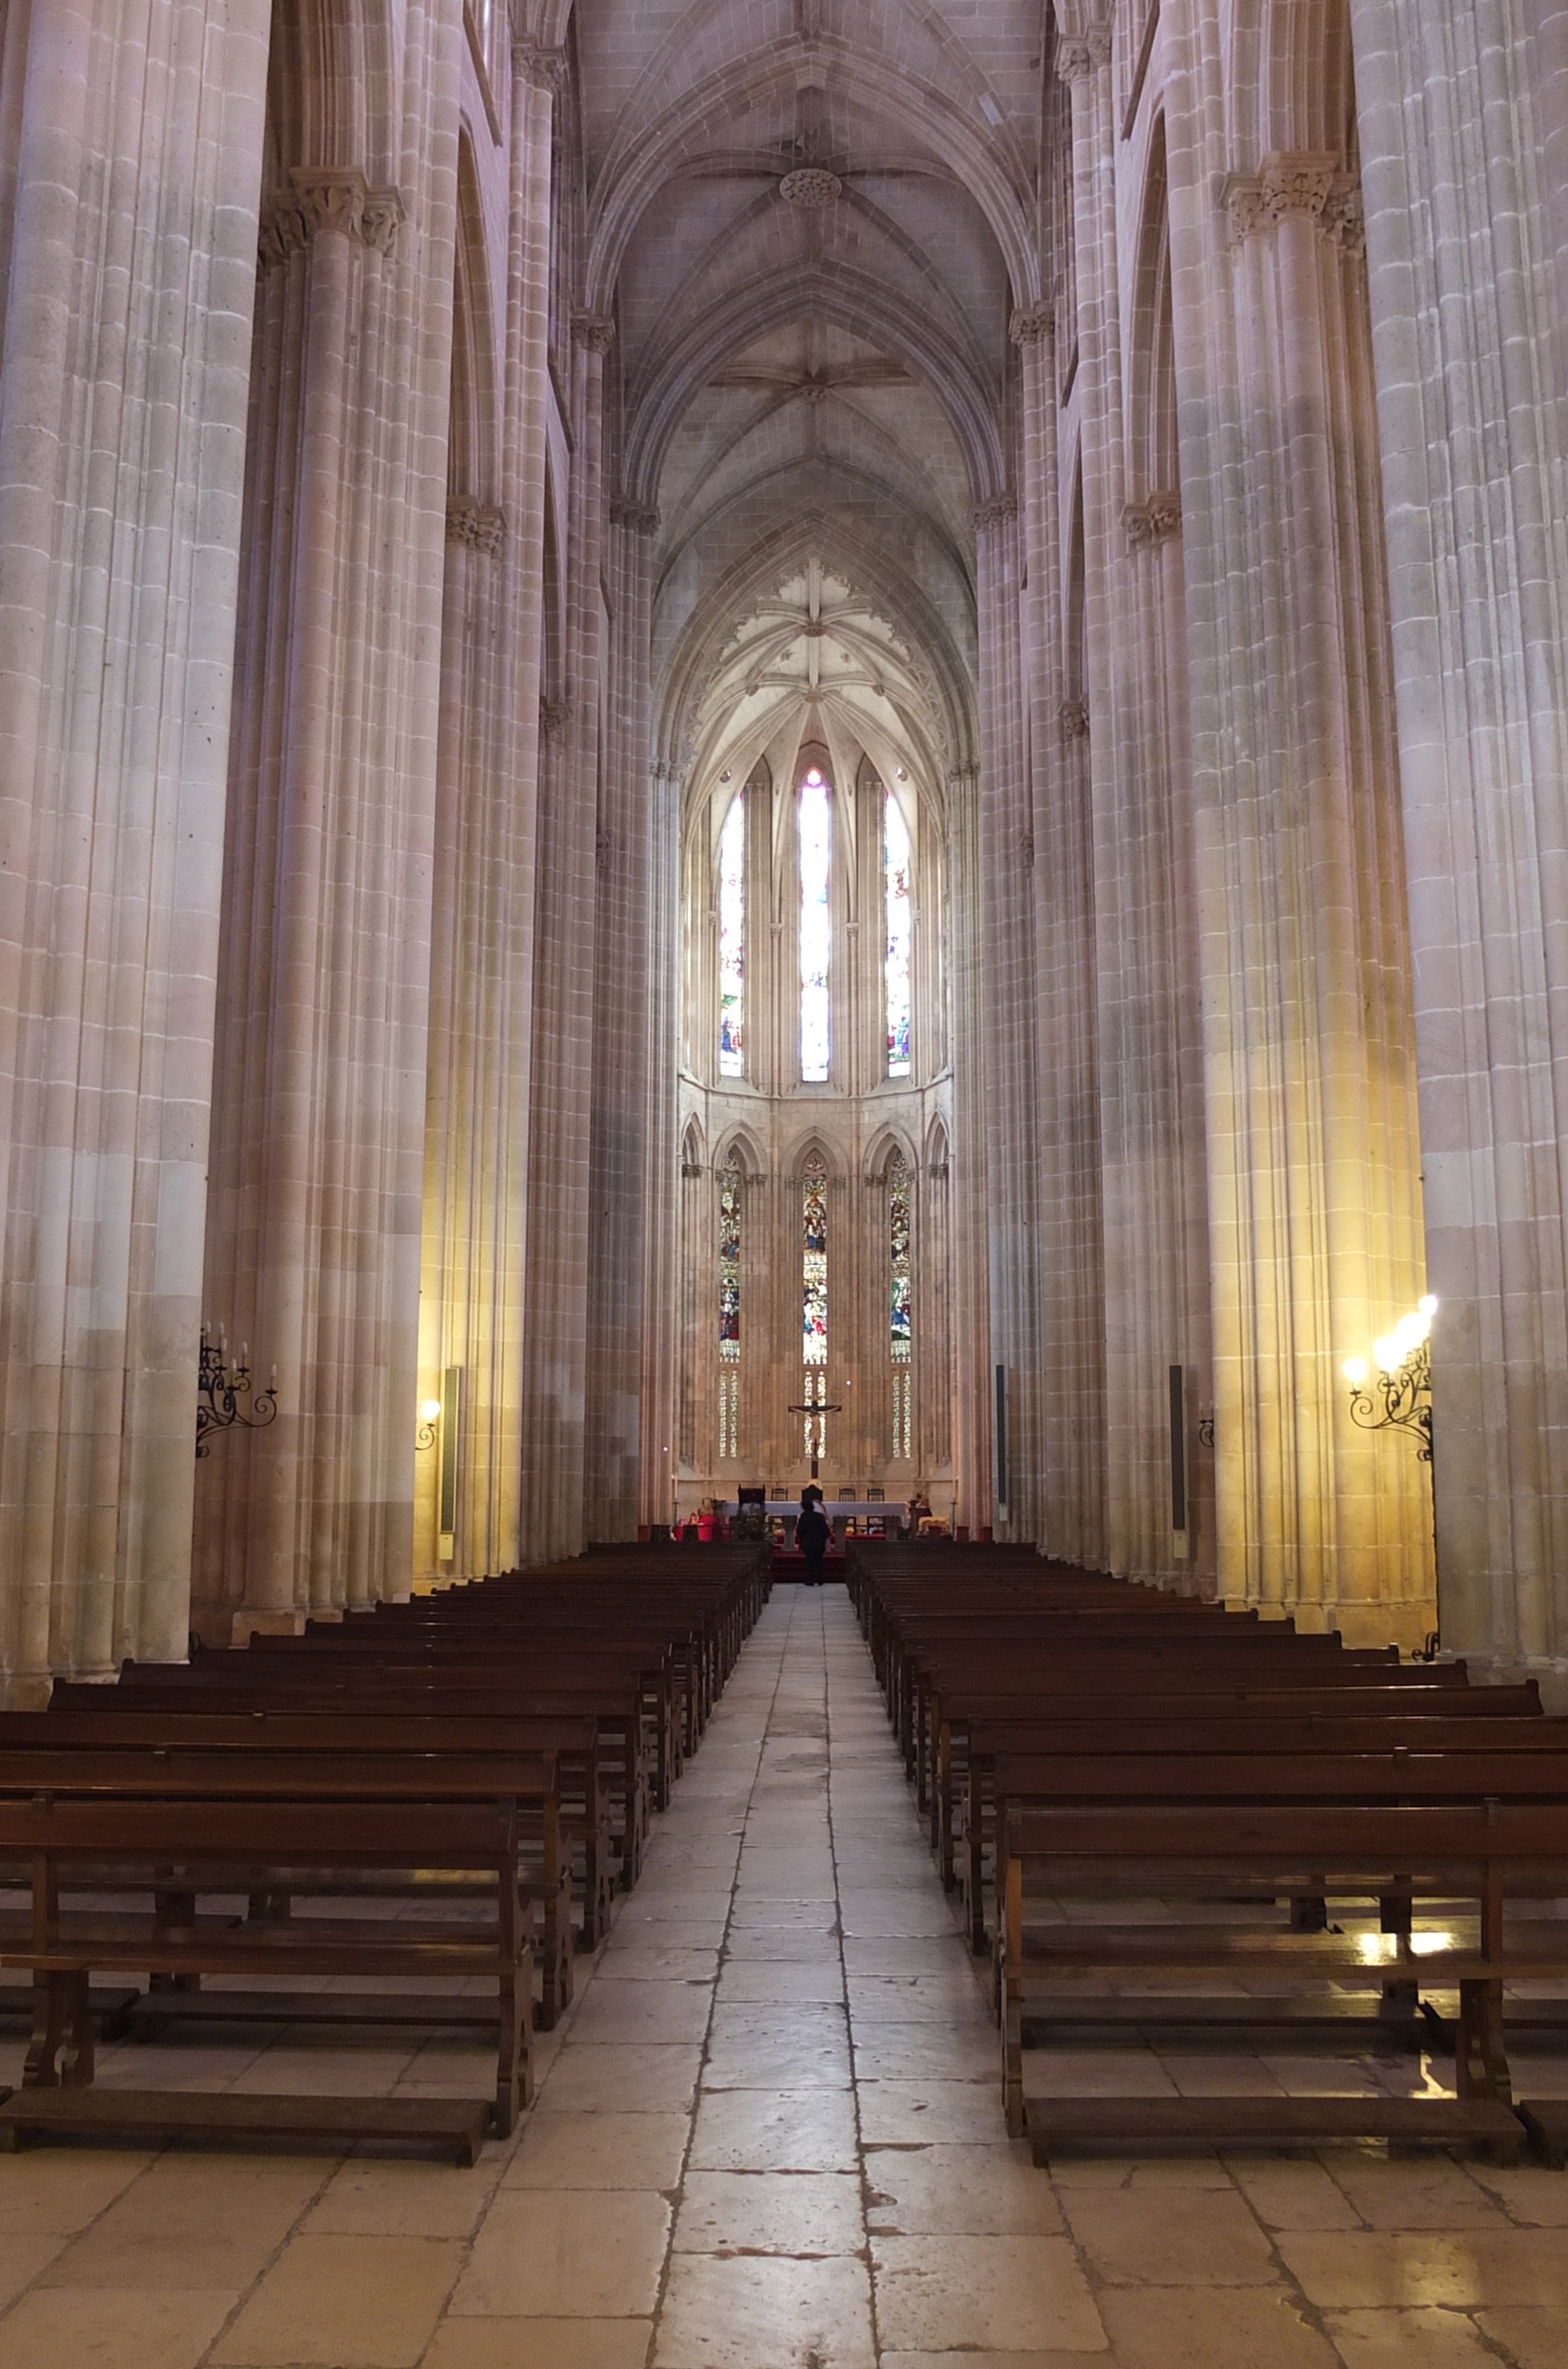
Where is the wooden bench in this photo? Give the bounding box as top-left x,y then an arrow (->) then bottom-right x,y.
3,1713 -> 586,2024
77,1662 -> 652,1889
0,1788 -> 538,2154
928,1687 -> 1547,1895
1000,1799 -> 1568,2159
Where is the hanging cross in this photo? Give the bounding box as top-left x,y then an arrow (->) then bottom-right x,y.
787,1395 -> 844,1481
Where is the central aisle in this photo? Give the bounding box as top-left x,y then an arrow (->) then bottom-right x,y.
449,1581 -> 1090,2367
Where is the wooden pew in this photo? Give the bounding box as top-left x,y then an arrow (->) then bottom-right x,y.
3,1708 -> 594,2026
0,1785 -> 542,2160
1000,1798 -> 1568,2161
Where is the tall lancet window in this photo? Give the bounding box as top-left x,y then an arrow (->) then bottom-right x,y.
802,1153 -> 829,1465
885,790 -> 912,1078
718,1161 -> 742,1459
799,769 -> 832,1082
718,795 -> 745,1078
889,1152 -> 913,1459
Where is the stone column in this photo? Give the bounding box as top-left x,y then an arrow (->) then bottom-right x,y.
519,311 -> 610,1564
417,494 -> 511,1587
195,27 -> 460,1637
416,35 -> 559,1586
1112,490 -> 1215,1587
585,496 -> 659,1541
641,758 -> 684,1534
1350,0 -> 1568,1680
0,0 -> 268,1701
1173,124 -> 1430,1643
946,761 -> 993,1535
973,495 -> 1040,1544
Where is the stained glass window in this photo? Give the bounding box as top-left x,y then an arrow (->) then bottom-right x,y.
890,1153 -> 912,1457
889,1154 -> 912,1364
802,1154 -> 830,1467
718,1164 -> 741,1362
799,770 -> 831,1082
885,790 -> 912,1077
718,1162 -> 742,1460
718,794 -> 745,1077
803,1155 -> 828,1365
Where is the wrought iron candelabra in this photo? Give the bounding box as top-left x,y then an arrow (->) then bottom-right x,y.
1343,1300 -> 1436,1465
1345,1335 -> 1432,1460
196,1327 -> 278,1459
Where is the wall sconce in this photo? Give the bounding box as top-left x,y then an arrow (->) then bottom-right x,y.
196,1326 -> 277,1459
416,1397 -> 442,1452
1343,1296 -> 1437,1463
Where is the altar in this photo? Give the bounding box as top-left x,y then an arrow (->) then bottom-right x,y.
723,1498 -> 913,1546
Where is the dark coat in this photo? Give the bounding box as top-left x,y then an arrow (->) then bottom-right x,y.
796,1505 -> 830,1555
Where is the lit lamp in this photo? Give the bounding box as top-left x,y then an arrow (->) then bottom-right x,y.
1343,1295 -> 1437,1463
416,1397 -> 442,1452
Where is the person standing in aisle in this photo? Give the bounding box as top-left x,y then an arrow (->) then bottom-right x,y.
797,1487 -> 830,1586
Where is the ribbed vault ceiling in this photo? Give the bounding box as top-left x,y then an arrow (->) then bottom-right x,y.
561,0 -> 1035,794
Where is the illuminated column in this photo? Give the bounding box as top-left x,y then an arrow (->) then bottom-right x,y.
1167,93 -> 1432,1640
197,10 -> 460,1636
586,495 -> 659,1540
1014,295 -> 1108,1574
946,761 -> 993,1535
416,36 -> 560,1586
0,0 -> 269,1699
1351,0 -> 1568,1679
974,494 -> 1039,1543
519,311 -> 610,1562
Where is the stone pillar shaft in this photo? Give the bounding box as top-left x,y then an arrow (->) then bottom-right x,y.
521,316 -> 608,1562
195,33 -> 460,1637
586,501 -> 657,1541
975,498 -> 1038,1543
0,0 -> 268,1699
1170,105 -> 1430,1640
1352,0 -> 1568,1674
417,43 -> 558,1584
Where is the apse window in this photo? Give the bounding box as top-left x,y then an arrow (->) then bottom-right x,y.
718,1161 -> 742,1458
802,1154 -> 829,1465
885,787 -> 912,1078
889,1152 -> 913,1458
799,770 -> 832,1083
718,794 -> 745,1077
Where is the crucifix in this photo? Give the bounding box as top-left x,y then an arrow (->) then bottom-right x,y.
787,1394 -> 843,1481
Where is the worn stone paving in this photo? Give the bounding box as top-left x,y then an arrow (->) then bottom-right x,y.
2,1585 -> 1567,2367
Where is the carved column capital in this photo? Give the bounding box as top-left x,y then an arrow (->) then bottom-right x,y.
292,167 -> 368,241
360,188 -> 405,257
289,168 -> 405,257
257,199 -> 307,270
610,496 -> 660,535
1323,186 -> 1366,258
512,37 -> 565,91
970,495 -> 1018,533
1124,493 -> 1183,551
1060,696 -> 1091,741
446,497 -> 506,554
1009,302 -> 1056,347
1057,22 -> 1111,81
1224,153 -> 1357,246
573,310 -> 616,354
